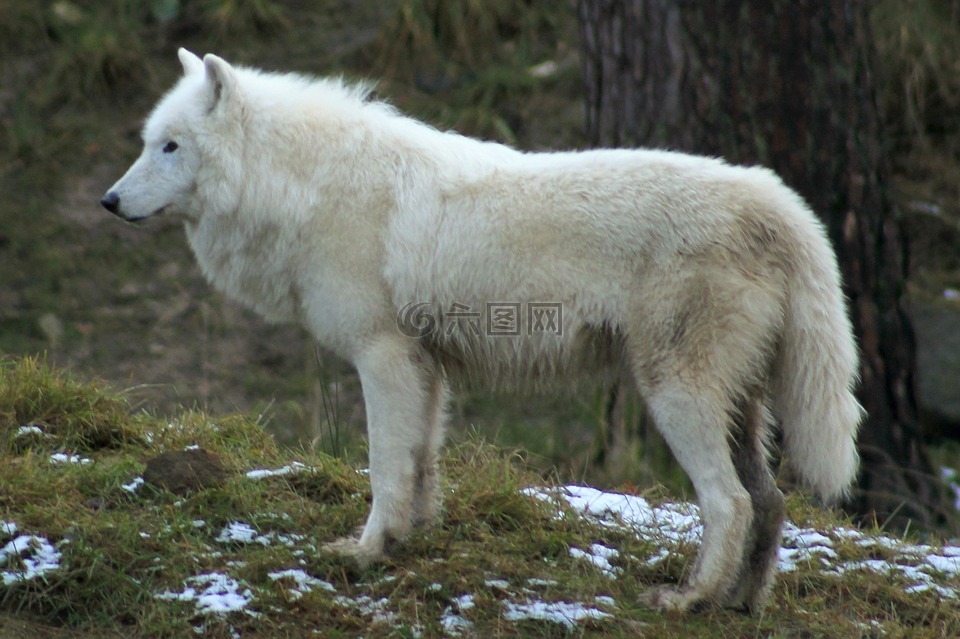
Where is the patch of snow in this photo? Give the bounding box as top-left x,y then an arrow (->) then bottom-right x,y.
777,523 -> 838,572
856,534 -> 903,551
570,543 -> 620,578
49,453 -> 91,465
526,578 -> 558,587
0,523 -> 62,586
333,594 -> 396,624
441,611 -> 473,636
452,594 -> 475,611
215,522 -> 304,548
245,461 -> 312,480
484,578 -> 510,589
268,568 -> 336,600
784,526 -> 960,598
526,485 -> 701,548
122,477 -> 144,493
831,527 -> 862,539
216,522 -> 268,545
16,425 -> 46,438
502,599 -> 612,628
440,594 -> 475,636
155,572 -> 256,616
524,485 -> 960,601
526,485 -> 700,569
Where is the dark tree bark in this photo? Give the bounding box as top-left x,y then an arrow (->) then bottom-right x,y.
577,0 -> 951,529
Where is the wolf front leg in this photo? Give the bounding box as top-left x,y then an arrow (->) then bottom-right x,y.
324,334 -> 439,566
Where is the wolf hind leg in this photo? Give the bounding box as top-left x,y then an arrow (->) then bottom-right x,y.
637,383 -> 753,611
725,394 -> 785,612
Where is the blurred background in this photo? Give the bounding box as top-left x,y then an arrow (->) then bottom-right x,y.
2,0 -> 960,532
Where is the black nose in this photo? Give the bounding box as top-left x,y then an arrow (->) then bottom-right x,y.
101,192 -> 120,214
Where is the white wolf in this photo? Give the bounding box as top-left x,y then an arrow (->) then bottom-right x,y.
102,49 -> 863,612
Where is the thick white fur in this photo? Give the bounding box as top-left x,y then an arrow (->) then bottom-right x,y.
103,50 -> 864,612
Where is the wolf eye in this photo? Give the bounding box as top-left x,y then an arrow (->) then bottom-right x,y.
162,141 -> 179,153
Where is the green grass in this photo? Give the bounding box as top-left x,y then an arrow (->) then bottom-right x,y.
2,357 -> 959,638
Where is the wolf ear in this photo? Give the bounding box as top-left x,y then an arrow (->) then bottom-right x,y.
178,48 -> 204,76
202,54 -> 237,113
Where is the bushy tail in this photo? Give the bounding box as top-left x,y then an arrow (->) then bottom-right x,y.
771,209 -> 865,503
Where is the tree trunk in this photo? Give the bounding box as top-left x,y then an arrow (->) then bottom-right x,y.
577,0 -> 950,529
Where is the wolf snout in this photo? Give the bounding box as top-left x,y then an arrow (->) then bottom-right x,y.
100,192 -> 121,215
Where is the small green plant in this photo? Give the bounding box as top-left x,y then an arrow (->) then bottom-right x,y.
312,346 -> 347,458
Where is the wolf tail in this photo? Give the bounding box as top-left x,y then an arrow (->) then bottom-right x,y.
771,202 -> 865,503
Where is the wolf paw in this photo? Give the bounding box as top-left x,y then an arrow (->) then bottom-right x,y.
720,588 -> 765,614
322,536 -> 385,568
637,586 -> 709,612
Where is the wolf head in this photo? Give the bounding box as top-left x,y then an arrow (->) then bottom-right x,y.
101,49 -> 239,222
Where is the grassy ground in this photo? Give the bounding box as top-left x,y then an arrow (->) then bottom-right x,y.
2,357 -> 959,638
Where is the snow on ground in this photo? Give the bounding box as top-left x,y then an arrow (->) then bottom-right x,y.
48,452 -> 91,465
441,594 -> 476,635
569,542 -> 621,578
7,472 -> 960,632
502,598 -> 613,628
268,568 -> 336,600
142,484 -> 959,630
0,521 -> 62,586
531,485 -> 960,600
122,476 -> 145,492
215,521 -> 307,548
526,485 -> 703,543
155,572 -> 257,616
15,425 -> 46,438
245,461 -> 313,480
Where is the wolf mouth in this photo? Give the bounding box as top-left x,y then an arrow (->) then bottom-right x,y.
126,206 -> 167,223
